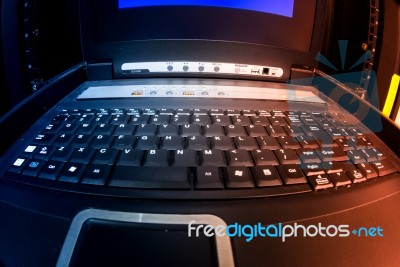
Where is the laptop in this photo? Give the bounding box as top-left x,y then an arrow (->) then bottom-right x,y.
0,0 -> 400,266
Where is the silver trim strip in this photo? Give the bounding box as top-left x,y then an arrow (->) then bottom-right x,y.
56,209 -> 235,267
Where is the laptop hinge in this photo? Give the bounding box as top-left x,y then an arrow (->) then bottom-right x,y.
86,60 -> 113,81
289,65 -> 315,83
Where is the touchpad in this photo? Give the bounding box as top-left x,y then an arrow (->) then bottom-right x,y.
57,209 -> 234,267
71,219 -> 216,267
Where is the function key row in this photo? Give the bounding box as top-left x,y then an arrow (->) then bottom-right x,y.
60,108 -> 335,117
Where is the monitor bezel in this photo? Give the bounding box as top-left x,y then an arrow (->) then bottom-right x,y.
79,0 -> 330,82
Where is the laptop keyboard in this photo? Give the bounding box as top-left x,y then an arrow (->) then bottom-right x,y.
5,108 -> 398,198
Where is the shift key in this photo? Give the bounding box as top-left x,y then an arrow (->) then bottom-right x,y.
109,166 -> 190,189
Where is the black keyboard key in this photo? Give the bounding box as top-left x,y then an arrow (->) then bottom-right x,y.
356,136 -> 373,149
117,149 -> 143,166
372,159 -> 397,176
22,159 -> 44,176
328,172 -> 352,187
296,148 -> 321,163
113,135 -> 136,149
225,125 -> 247,137
195,167 -> 224,189
70,134 -> 92,148
8,158 -> 29,174
77,114 -> 95,124
325,128 -> 343,139
109,166 -> 190,189
251,166 -> 282,187
131,115 -> 150,124
277,165 -> 307,185
34,145 -> 54,160
21,145 -> 39,158
193,109 -> 209,115
58,162 -> 85,183
321,161 -> 345,174
242,109 -> 256,116
278,136 -> 301,149
256,136 -> 281,150
32,134 -> 55,145
296,136 -> 319,149
171,115 -> 190,124
111,108 -> 126,115
113,123 -> 136,135
51,146 -> 73,162
347,150 -> 366,164
191,115 -> 211,125
187,136 -> 209,150
144,149 -> 170,166
70,147 -> 95,164
181,124 -> 202,137
212,115 -> 231,126
336,138 -> 354,151
225,109 -> 241,116
59,123 -> 77,134
224,167 -> 254,188
38,161 -> 63,180
268,116 -> 288,126
300,163 -> 325,176
110,114 -> 130,125
150,115 -> 170,125
173,149 -> 198,167
301,117 -> 319,126
275,149 -> 300,164
246,125 -> 267,137
250,116 -> 270,126
93,114 -> 111,124
94,124 -> 115,135
231,115 -> 251,126
204,124 -> 225,137
158,124 -> 179,136
316,147 -> 349,162
201,149 -> 227,167
283,125 -> 304,137
209,109 -> 225,115
346,169 -> 367,183
357,162 -> 378,179
234,136 -> 259,150
369,148 -> 386,160
266,125 -> 287,137
81,164 -> 111,185
308,174 -> 334,190
92,148 -> 119,165
285,116 -> 303,126
252,149 -> 279,166
135,136 -> 159,150
159,108 -> 175,115
42,123 -> 62,134
53,133 -> 73,146
91,135 -> 113,148
176,109 -> 191,115
226,150 -> 254,166
211,136 -> 235,150
135,124 -> 158,136
359,149 -> 377,162
161,136 -> 184,150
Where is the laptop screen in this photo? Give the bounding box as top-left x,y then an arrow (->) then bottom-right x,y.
118,0 -> 295,18
91,0 -> 314,52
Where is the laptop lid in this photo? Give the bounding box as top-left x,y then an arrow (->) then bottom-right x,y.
79,0 -> 329,82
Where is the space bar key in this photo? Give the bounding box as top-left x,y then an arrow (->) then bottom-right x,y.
109,166 -> 191,189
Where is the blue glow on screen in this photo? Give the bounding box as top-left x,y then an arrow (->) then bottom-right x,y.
119,0 -> 294,18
